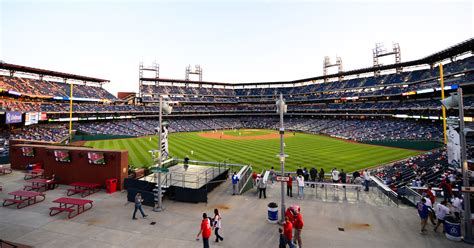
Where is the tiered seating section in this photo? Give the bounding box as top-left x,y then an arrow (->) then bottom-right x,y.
0,76 -> 116,100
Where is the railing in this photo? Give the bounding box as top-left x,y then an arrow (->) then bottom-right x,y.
237,165 -> 253,194
370,176 -> 399,207
401,186 -> 422,206
303,181 -> 363,202
0,239 -> 18,248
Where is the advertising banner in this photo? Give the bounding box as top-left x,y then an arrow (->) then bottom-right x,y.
5,111 -> 22,124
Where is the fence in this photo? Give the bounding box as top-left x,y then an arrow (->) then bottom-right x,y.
370,176 -> 399,207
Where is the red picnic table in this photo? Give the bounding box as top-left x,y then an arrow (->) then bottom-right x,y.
67,182 -> 101,197
24,169 -> 44,180
3,190 -> 45,209
24,178 -> 56,192
49,197 -> 93,219
0,166 -> 12,175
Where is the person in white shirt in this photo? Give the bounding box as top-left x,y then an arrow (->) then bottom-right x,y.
423,196 -> 437,225
297,175 -> 305,200
363,169 -> 371,192
434,200 -> 451,232
452,194 -> 463,220
331,168 -> 340,183
213,208 -> 224,243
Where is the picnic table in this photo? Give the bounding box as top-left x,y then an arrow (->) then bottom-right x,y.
49,197 -> 93,219
3,190 -> 45,209
24,178 -> 56,192
24,169 -> 44,180
67,182 -> 101,197
0,166 -> 12,175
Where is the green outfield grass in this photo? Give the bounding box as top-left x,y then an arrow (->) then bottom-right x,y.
84,129 -> 421,172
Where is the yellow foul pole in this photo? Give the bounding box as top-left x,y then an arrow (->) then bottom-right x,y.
69,83 -> 73,142
440,63 -> 447,145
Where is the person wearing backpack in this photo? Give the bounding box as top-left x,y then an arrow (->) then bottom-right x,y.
213,208 -> 224,243
197,213 -> 212,248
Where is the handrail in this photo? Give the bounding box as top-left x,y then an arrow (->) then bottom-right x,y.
0,239 -> 18,248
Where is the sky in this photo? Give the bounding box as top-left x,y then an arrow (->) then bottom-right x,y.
0,0 -> 473,95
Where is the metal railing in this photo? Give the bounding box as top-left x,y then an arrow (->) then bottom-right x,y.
370,176 -> 399,207
302,181 -> 363,202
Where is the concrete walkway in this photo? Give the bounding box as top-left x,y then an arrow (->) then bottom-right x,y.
0,170 -> 470,248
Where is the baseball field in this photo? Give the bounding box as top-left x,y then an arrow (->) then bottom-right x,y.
84,129 -> 421,172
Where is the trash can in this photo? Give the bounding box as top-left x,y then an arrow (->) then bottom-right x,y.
444,216 -> 461,242
267,202 -> 278,223
106,178 -> 118,194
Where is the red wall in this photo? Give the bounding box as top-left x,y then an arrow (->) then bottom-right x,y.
10,143 -> 128,190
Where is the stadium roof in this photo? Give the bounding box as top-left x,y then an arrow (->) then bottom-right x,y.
141,37 -> 474,86
0,62 -> 109,83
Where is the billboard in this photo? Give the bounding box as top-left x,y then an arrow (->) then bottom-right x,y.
25,112 -> 39,126
88,152 -> 106,165
54,150 -> 71,163
5,111 -> 22,124
40,112 -> 48,121
447,118 -> 461,169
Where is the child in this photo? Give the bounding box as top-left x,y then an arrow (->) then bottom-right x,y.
279,228 -> 286,248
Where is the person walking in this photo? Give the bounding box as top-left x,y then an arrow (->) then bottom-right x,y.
296,175 -> 305,200
417,198 -> 429,234
293,208 -> 304,248
283,216 -> 296,248
287,173 -> 293,197
231,172 -> 239,195
258,175 -> 267,199
452,194 -> 463,220
363,169 -> 371,191
434,200 -> 451,232
213,209 -> 224,243
279,228 -> 286,248
197,213 -> 212,248
132,193 -> 147,220
270,166 -> 275,185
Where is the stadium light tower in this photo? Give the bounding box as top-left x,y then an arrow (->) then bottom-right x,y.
441,88 -> 474,244
185,64 -> 203,81
153,96 -> 173,212
323,56 -> 343,82
372,42 -> 401,76
276,93 -> 287,224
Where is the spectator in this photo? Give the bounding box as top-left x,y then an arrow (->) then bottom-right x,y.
213,208 -> 224,243
318,168 -> 325,182
417,198 -> 429,234
257,175 -> 267,199
283,216 -> 295,248
452,194 -> 463,220
297,175 -> 305,200
331,168 -> 340,183
439,179 -> 453,202
363,169 -> 371,191
197,213 -> 212,248
340,169 -> 347,184
310,167 -> 317,188
270,166 -> 275,185
287,173 -> 293,197
279,228 -> 286,248
293,208 -> 304,248
132,193 -> 147,220
434,200 -> 450,232
422,195 -> 436,226
252,171 -> 257,187
231,172 -> 239,195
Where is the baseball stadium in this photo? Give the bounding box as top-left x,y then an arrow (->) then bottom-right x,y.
0,1 -> 473,248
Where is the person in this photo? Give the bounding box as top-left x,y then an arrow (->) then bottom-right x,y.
132,193 -> 147,220
439,179 -> 453,202
197,213 -> 212,248
434,200 -> 450,232
417,198 -> 429,234
296,175 -> 304,200
279,228 -> 286,248
287,173 -> 293,197
285,207 -> 295,225
422,195 -> 436,226
296,168 -> 303,177
425,185 -> 436,205
363,169 -> 371,191
352,170 -> 360,182
309,167 -> 317,188
270,167 -> 275,185
293,208 -> 304,248
283,216 -> 295,248
318,168 -> 325,182
231,172 -> 239,195
303,168 -> 309,185
47,173 -> 57,190
452,194 -> 463,220
340,169 -> 347,184
213,209 -> 224,243
331,168 -> 339,183
251,171 -> 258,187
258,175 -> 267,199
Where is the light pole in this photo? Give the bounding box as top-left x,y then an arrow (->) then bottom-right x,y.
153,96 -> 172,212
276,93 -> 287,224
441,87 -> 473,243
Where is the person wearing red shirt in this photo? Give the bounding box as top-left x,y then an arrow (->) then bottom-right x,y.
287,173 -> 293,197
283,216 -> 296,248
197,213 -> 211,248
285,207 -> 295,224
293,209 -> 304,248
425,186 -> 436,206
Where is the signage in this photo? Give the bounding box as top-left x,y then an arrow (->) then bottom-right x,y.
462,187 -> 474,193
5,111 -> 22,124
276,176 -> 290,182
